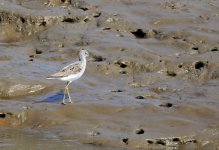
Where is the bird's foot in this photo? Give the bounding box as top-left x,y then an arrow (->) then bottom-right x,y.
61,101 -> 66,105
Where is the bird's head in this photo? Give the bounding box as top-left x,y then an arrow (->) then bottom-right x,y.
79,49 -> 89,58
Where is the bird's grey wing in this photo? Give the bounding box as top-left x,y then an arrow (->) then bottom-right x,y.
47,62 -> 82,78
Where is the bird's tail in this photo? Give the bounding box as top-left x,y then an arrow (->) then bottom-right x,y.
46,76 -> 58,79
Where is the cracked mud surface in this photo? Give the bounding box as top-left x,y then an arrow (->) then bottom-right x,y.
0,0 -> 219,149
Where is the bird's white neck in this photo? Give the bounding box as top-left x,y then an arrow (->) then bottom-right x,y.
79,55 -> 87,68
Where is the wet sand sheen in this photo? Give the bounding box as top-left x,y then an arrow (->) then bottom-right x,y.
0,0 -> 219,149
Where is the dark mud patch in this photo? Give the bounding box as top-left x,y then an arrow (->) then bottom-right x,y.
194,61 -> 205,69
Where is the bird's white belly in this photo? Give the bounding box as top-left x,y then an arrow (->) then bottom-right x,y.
60,71 -> 84,82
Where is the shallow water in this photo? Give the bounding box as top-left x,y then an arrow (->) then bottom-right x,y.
0,0 -> 219,149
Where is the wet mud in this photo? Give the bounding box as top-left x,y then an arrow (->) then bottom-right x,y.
0,0 -> 219,149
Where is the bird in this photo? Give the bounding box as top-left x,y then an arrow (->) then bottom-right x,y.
47,49 -> 89,105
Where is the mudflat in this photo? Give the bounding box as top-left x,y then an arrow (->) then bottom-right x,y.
0,0 -> 219,149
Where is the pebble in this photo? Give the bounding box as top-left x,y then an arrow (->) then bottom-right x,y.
122,137 -> 129,145
192,47 -> 199,50
167,71 -> 177,77
135,128 -> 144,134
159,102 -> 173,108
88,131 -> 100,137
135,95 -> 145,99
147,29 -> 158,37
93,12 -> 101,18
111,89 -> 123,92
211,47 -> 218,52
0,113 -> 6,118
194,61 -> 205,69
114,60 -> 128,68
35,49 -> 42,54
131,29 -> 146,38
29,55 -> 35,58
119,70 -> 127,74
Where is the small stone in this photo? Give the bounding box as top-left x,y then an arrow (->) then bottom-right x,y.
155,139 -> 166,146
119,70 -> 127,74
175,53 -> 180,56
194,61 -> 205,69
35,49 -> 42,54
111,89 -> 123,92
0,113 -> 6,118
114,60 -> 128,68
178,64 -> 183,68
135,96 -> 145,99
172,137 -> 180,142
131,29 -> 146,38
211,47 -> 218,52
184,138 -> 197,144
135,128 -> 144,134
192,47 -> 199,50
29,55 -> 35,58
167,71 -> 177,77
122,137 -> 129,145
83,16 -> 90,22
147,29 -> 158,37
93,12 -> 101,18
106,17 -> 114,22
147,140 -> 154,144
103,27 -> 111,30
202,141 -> 210,146
88,131 -> 100,136
160,102 -> 173,108
79,7 -> 88,11
63,18 -> 77,23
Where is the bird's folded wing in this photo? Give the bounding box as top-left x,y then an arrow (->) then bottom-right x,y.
47,62 -> 82,78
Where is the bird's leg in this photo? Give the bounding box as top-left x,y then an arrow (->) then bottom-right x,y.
62,87 -> 67,105
66,82 -> 73,103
